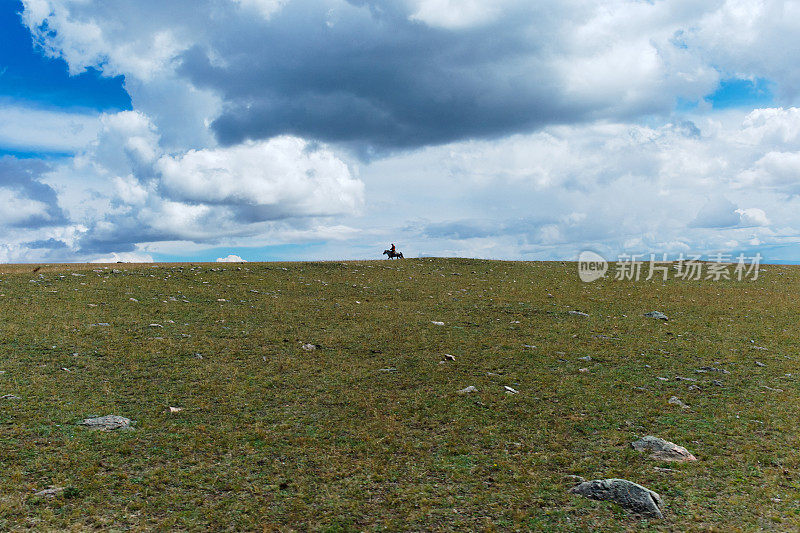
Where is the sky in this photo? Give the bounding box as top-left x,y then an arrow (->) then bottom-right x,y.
1,0 -> 800,263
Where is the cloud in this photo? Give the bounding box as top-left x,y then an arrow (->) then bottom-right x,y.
690,196 -> 740,228
89,251 -> 154,263
0,104 -> 100,153
157,137 -> 364,219
216,254 -> 246,262
20,0 -> 724,152
0,156 -> 67,228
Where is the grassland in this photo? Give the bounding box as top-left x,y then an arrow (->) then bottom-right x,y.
1,258 -> 799,531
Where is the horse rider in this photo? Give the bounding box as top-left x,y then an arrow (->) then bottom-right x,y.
390,243 -> 396,254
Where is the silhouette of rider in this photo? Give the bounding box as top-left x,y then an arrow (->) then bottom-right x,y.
390,243 -> 396,254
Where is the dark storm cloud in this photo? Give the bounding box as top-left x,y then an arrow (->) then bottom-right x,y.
178,1 -> 586,151
0,156 -> 67,227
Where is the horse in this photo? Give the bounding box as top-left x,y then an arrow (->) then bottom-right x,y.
383,249 -> 404,259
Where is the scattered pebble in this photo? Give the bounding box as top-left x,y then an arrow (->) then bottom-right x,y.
631,436 -> 697,462
34,487 -> 65,498
458,386 -> 477,394
578,368 -> 589,373
644,311 -> 669,321
578,356 -> 592,362
568,310 -> 589,318
431,321 -> 445,326
301,343 -> 321,351
570,478 -> 664,519
78,415 -> 134,431
443,354 -> 456,361
755,361 -> 766,367
1,394 -> 21,400
668,396 -> 690,409
168,406 -> 183,413
504,386 -> 519,394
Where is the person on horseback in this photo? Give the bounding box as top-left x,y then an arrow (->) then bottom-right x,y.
390,243 -> 396,254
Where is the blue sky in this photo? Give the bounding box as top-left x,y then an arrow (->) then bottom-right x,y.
2,0 -> 800,263
0,1 -> 130,114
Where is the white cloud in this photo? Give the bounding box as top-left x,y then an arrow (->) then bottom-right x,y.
0,188 -> 50,225
0,105 -> 99,153
157,137 -> 364,218
216,254 -> 246,262
736,207 -> 770,227
89,251 -> 154,263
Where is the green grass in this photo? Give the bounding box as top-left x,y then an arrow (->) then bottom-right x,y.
1,258 -> 799,530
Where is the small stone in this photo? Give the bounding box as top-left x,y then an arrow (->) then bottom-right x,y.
504,386 -> 519,394
168,406 -> 183,413
579,356 -> 592,361
631,436 -> 697,462
568,310 -> 589,317
675,376 -> 697,382
431,321 -> 445,326
755,361 -> 766,367
149,323 -> 163,328
1,394 -> 21,400
579,367 -> 589,373
378,368 -> 397,372
34,487 -> 65,498
644,311 -> 668,320
668,396 -> 690,409
712,380 -> 724,386
687,385 -> 701,391
457,386 -> 477,394
301,343 -> 320,351
78,415 -> 134,431
443,353 -> 456,361
570,478 -> 664,518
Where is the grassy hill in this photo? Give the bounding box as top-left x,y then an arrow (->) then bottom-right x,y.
1,258 -> 799,530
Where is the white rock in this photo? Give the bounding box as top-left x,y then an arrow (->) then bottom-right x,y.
457,386 -> 477,394
431,321 -> 445,326
668,396 -> 690,409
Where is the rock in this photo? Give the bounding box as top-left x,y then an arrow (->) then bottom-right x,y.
301,343 -> 321,351
378,368 -> 397,372
644,311 -> 668,320
78,415 -> 134,431
149,323 -> 163,328
712,380 -> 724,386
457,386 -> 477,394
668,396 -> 690,409
504,386 -> 519,394
755,361 -> 766,367
89,323 -> 110,327
687,385 -> 701,391
443,353 -> 456,361
168,406 -> 183,413
34,487 -> 64,498
570,478 -> 663,518
674,376 -> 697,382
631,436 -> 697,462
568,310 -> 589,317
578,367 -> 589,373
1,394 -> 21,400
431,321 -> 445,326
579,356 -> 592,361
